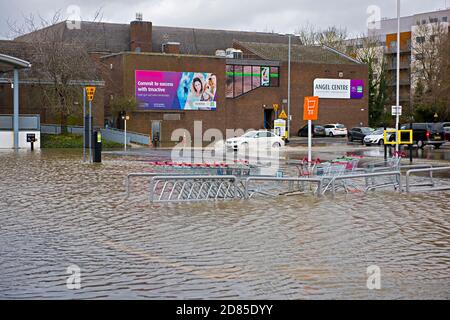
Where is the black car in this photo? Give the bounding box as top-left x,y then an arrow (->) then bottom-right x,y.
298,124 -> 325,137
348,127 -> 375,143
400,123 -> 444,149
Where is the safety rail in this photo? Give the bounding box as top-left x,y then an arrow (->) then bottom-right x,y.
406,167 -> 450,193
149,175 -> 242,203
329,171 -> 402,196
243,176 -> 324,199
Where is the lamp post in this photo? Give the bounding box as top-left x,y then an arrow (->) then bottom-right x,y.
395,0 -> 401,153
287,33 -> 292,140
122,114 -> 130,152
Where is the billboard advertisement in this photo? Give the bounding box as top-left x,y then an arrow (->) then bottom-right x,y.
135,70 -> 217,110
313,78 -> 364,99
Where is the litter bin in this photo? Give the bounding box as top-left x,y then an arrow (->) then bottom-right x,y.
92,131 -> 102,163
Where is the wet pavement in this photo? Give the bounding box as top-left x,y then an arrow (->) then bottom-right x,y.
0,149 -> 449,299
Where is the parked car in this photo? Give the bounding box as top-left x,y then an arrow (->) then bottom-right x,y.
444,126 -> 450,141
225,130 -> 285,151
364,128 -> 396,146
323,124 -> 348,137
297,124 -> 326,137
348,127 -> 375,143
400,123 -> 444,149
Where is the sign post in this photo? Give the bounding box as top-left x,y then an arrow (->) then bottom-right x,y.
303,96 -> 319,167
83,88 -> 86,162
86,86 -> 96,163
122,114 -> 130,152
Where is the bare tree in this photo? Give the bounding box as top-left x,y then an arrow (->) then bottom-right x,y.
296,24 -> 348,52
411,21 -> 450,121
347,35 -> 389,125
8,10 -> 104,132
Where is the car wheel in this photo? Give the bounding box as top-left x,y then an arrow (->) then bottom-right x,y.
329,132 -> 334,137
272,142 -> 281,148
417,140 -> 424,149
378,139 -> 384,146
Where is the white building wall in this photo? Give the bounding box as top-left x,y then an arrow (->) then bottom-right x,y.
0,131 -> 41,149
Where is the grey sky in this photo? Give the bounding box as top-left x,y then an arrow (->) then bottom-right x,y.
1,0 -> 448,39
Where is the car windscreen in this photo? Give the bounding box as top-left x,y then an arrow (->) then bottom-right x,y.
242,131 -> 257,138
361,128 -> 375,134
372,130 -> 384,135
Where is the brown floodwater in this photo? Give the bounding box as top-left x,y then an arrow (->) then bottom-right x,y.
0,149 -> 449,299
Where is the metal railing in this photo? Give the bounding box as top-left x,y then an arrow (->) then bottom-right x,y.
101,128 -> 150,146
41,124 -> 84,135
406,167 -> 450,193
243,176 -> 324,199
149,175 -> 242,203
0,114 -> 40,130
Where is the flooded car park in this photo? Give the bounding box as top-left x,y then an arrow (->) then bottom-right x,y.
0,149 -> 449,299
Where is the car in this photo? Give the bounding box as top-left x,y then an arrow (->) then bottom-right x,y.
225,130 -> 285,151
323,124 -> 348,137
444,126 -> 450,141
400,123 -> 444,149
348,127 -> 375,143
297,124 -> 326,137
364,128 -> 396,146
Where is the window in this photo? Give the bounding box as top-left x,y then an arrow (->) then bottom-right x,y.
443,17 -> 448,22
234,65 -> 243,97
270,67 -> 279,87
225,64 -> 280,98
416,36 -> 425,44
252,66 -> 260,90
226,65 -> 234,98
243,66 -> 252,93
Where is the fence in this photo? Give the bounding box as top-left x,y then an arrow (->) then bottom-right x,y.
0,114 -> 40,130
40,124 -> 150,146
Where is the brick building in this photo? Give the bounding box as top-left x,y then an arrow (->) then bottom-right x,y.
6,18 -> 369,143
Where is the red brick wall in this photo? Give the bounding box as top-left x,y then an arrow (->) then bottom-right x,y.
104,52 -> 368,143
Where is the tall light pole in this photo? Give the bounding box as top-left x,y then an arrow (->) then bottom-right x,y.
287,34 -> 292,140
395,0 -> 401,153
122,114 -> 130,152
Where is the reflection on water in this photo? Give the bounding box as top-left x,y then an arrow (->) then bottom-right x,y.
0,149 -> 449,299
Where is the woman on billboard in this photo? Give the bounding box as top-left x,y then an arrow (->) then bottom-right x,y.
185,74 -> 205,109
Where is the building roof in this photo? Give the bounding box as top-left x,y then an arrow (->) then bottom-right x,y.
16,21 -> 301,55
235,41 -> 362,65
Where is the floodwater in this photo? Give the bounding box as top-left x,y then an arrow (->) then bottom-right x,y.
0,149 -> 449,299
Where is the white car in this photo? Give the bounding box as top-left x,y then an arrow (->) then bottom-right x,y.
226,130 -> 285,151
364,128 -> 396,146
324,124 -> 348,137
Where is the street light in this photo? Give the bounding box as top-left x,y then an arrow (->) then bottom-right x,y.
121,114 -> 130,151
395,0 -> 401,153
287,33 -> 293,141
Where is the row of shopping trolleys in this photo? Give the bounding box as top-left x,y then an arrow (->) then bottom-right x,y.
124,153 -> 445,203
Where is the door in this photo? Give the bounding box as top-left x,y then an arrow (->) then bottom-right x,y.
264,109 -> 274,129
151,121 -> 161,146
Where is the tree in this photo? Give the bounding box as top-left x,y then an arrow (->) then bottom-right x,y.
411,21 -> 450,121
8,10 -> 103,133
110,96 -> 138,128
296,24 -> 348,52
345,35 -> 389,126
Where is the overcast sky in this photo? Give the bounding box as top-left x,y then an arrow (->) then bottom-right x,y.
1,0 -> 448,39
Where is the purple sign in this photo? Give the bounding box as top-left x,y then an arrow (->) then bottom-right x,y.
135,70 -> 217,110
350,79 -> 364,99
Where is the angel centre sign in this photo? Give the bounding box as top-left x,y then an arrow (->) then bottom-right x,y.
313,78 -> 364,99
